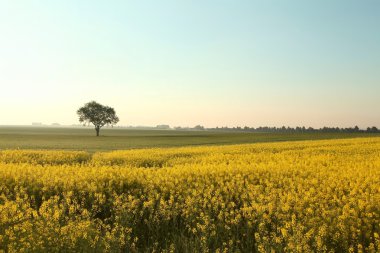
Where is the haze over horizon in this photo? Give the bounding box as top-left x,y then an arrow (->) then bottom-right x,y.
1,1 -> 379,128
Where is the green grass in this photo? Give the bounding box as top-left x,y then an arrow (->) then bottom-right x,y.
0,126 -> 379,152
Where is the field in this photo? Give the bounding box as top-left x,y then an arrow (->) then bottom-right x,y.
1,137 -> 379,252
0,126 -> 379,152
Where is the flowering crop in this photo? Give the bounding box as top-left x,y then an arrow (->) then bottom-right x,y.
0,138 -> 379,252
0,150 -> 90,165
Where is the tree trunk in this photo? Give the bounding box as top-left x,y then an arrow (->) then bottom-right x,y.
95,126 -> 100,136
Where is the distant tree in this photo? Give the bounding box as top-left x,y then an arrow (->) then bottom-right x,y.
367,126 -> 379,133
194,125 -> 205,130
77,101 -> 119,136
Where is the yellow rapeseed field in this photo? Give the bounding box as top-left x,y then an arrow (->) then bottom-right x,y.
0,138 -> 380,252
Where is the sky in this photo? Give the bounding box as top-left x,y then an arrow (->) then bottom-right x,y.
0,0 -> 379,128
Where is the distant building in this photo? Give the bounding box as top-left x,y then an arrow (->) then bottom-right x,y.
51,123 -> 61,126
32,122 -> 43,126
156,124 -> 170,130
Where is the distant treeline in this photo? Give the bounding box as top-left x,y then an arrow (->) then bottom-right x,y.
99,124 -> 380,133
207,126 -> 380,133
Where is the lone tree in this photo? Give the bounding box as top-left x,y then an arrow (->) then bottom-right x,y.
77,101 -> 119,136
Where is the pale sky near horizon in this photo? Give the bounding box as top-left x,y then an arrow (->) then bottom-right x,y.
0,1 -> 379,128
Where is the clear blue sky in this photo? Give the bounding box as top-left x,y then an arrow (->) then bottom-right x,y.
0,0 -> 379,128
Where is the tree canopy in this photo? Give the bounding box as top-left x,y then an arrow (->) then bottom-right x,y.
77,101 -> 119,136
